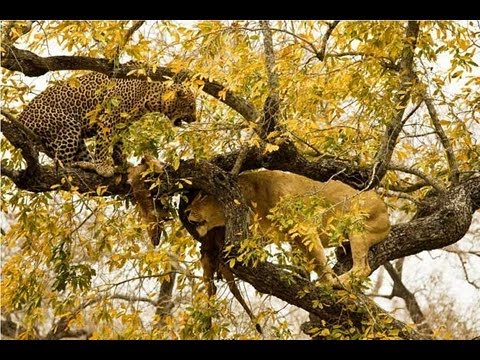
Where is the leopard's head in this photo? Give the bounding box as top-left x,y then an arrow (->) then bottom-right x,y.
145,83 -> 197,126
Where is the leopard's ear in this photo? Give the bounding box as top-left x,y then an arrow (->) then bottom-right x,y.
176,87 -> 189,98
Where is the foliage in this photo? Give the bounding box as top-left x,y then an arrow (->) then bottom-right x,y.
1,20 -> 479,339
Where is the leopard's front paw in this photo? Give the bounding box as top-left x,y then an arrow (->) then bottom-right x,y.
95,165 -> 115,178
72,161 -> 115,177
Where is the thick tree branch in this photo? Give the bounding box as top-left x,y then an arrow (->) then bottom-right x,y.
371,21 -> 420,187
347,177 -> 476,274
1,45 -> 258,122
0,113 -> 130,195
260,20 -> 279,92
1,112 -> 41,175
211,141 -> 372,189
1,108 -> 43,145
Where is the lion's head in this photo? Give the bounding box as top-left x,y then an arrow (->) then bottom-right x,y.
185,193 -> 226,237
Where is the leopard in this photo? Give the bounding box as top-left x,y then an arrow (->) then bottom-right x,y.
185,170 -> 391,288
17,72 -> 197,177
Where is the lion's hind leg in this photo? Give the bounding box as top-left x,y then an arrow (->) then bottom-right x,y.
337,218 -> 390,286
295,236 -> 335,286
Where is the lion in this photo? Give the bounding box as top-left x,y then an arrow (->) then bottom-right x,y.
185,169 -> 391,287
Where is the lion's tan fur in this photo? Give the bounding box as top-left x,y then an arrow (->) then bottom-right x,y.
127,155 -> 169,246
186,170 -> 390,286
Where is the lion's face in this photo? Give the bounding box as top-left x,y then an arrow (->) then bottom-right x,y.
185,194 -> 225,237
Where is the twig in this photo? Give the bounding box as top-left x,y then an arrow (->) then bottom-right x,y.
422,94 -> 460,185
113,20 -> 145,61
387,181 -> 429,193
443,246 -> 480,258
443,247 -> 480,289
388,162 -> 446,193
326,51 -> 396,65
384,261 -> 433,335
236,26 -> 320,56
379,188 -> 421,205
287,130 -> 322,157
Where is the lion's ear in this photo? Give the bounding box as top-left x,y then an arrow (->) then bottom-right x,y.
185,193 -> 199,213
191,192 -> 205,204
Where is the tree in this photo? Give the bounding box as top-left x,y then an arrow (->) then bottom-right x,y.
1,20 -> 479,340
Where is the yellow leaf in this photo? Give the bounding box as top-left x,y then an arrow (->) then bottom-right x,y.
194,79 -> 205,87
68,77 -> 81,88
264,143 -> 279,154
162,90 -> 175,101
320,328 -> 330,336
217,88 -> 227,100
451,70 -> 462,79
